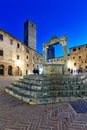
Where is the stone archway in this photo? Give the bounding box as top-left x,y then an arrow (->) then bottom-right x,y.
0,65 -> 4,75
8,65 -> 13,75
43,35 -> 68,74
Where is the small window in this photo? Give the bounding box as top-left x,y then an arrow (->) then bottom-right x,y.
26,48 -> 29,53
0,34 -> 3,40
17,55 -> 20,59
27,64 -> 29,67
26,55 -> 28,59
37,58 -> 38,61
73,48 -> 76,51
73,56 -> 75,59
32,24 -> 33,27
0,50 -> 3,56
79,56 -> 81,59
40,59 -> 42,61
86,46 -> 87,48
10,39 -> 13,45
85,66 -> 87,69
17,43 -> 20,48
74,63 -> 76,66
78,47 -> 80,50
82,61 -> 83,63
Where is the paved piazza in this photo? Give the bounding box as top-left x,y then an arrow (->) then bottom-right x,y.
0,76 -> 87,130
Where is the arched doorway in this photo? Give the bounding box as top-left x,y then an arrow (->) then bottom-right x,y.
15,66 -> 20,76
8,65 -> 12,75
0,65 -> 4,75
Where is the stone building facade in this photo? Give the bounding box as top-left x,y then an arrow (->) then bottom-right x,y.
0,29 -> 42,76
47,44 -> 87,72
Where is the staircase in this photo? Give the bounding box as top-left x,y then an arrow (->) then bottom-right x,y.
5,74 -> 87,104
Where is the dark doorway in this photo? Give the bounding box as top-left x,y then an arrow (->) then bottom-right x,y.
8,66 -> 12,75
0,65 -> 4,75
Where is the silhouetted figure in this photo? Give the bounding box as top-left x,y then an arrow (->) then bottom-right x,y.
71,69 -> 73,74
33,68 -> 39,75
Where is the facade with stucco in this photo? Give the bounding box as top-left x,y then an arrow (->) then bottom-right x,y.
0,29 -> 42,76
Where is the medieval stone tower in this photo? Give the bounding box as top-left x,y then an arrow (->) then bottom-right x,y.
24,20 -> 36,50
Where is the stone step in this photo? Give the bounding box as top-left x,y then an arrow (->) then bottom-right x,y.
5,74 -> 87,104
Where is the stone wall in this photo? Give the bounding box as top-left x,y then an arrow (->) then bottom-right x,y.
43,64 -> 64,74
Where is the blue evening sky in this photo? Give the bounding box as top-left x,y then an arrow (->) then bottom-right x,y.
0,0 -> 87,57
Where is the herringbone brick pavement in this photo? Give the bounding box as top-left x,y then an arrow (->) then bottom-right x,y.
0,76 -> 87,130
